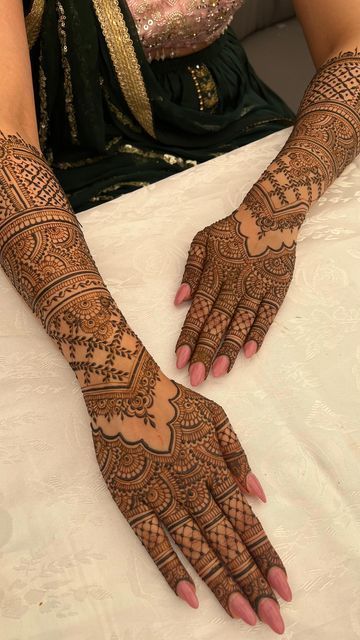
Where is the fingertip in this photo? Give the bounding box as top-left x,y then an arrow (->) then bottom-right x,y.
189,362 -> 205,386
258,598 -> 285,635
174,283 -> 191,305
268,567 -> 292,602
246,472 -> 267,503
176,580 -> 199,609
228,592 -> 257,625
243,340 -> 258,358
212,355 -> 229,377
176,345 -> 191,369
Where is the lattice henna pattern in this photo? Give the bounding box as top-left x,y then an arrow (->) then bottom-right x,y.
92,382 -> 285,614
176,49 -> 360,376
0,130 -> 159,426
0,130 -> 288,619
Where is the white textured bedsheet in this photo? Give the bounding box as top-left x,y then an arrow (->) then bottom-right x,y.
1,127 -> 359,640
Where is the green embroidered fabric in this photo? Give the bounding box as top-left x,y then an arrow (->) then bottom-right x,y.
24,0 -> 296,213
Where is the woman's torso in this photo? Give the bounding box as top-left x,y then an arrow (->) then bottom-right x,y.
127,0 -> 245,61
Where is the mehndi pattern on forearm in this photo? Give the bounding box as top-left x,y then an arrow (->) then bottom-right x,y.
176,49 -> 360,375
0,131 -> 157,421
239,48 -> 360,253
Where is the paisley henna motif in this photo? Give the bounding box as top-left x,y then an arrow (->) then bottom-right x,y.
0,130 -> 287,620
176,212 -> 296,373
176,49 -> 360,376
92,381 -> 285,615
0,131 -> 158,426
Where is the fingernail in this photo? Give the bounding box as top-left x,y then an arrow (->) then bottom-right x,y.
212,355 -> 229,377
228,592 -> 257,625
268,567 -> 292,602
243,341 -> 257,358
176,580 -> 199,609
258,598 -> 285,635
174,283 -> 191,305
189,362 -> 205,386
246,472 -> 267,503
176,345 -> 191,369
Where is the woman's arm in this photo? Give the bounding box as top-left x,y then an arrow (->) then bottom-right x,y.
174,1 -> 360,383
0,3 -> 292,628
0,0 -> 40,146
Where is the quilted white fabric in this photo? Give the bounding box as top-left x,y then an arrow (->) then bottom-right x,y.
1,127 -> 359,639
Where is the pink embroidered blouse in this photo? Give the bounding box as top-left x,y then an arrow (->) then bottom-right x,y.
127,0 -> 245,62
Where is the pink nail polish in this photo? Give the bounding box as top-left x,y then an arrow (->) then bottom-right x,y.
246,472 -> 267,503
258,598 -> 285,635
212,355 -> 229,377
268,567 -> 292,602
176,345 -> 191,369
243,341 -> 257,358
176,581 -> 199,609
189,362 -> 205,386
228,592 -> 257,625
174,283 -> 191,305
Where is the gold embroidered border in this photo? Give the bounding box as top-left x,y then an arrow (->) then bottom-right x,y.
53,140 -> 197,170
91,0 -> 155,139
187,63 -> 219,112
25,0 -> 45,49
101,77 -> 141,133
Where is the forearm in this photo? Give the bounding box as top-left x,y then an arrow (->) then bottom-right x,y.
239,46 -> 360,248
0,131 -> 147,403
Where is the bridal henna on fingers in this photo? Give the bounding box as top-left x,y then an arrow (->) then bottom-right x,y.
90,370 -> 289,632
175,49 -> 360,382
175,210 -> 296,384
0,131 -> 290,630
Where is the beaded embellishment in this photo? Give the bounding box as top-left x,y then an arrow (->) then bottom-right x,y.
127,0 -> 245,61
187,63 -> 219,111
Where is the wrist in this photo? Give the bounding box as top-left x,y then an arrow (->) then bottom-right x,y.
234,193 -> 303,257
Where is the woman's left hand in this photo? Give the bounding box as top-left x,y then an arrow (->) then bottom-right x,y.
174,202 -> 298,385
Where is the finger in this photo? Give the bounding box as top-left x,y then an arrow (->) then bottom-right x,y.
212,296 -> 258,375
210,402 -> 265,499
193,484 -> 274,617
161,499 -> 250,621
176,228 -> 208,302
128,502 -> 198,607
211,403 -> 251,488
175,267 -> 222,366
209,473 -> 289,601
189,291 -> 238,379
243,298 -> 279,357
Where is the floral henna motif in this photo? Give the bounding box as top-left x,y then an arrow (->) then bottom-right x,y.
0,130 -> 159,427
176,212 -> 296,374
176,49 -> 360,376
92,381 -> 284,615
0,130 -> 288,618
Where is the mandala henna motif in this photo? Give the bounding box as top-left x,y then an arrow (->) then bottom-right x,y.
0,130 -> 160,427
176,49 -> 360,375
92,382 -> 284,615
0,130 -> 288,618
176,212 -> 296,374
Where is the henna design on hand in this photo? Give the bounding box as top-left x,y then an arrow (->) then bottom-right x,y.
176,49 -> 360,377
91,373 -> 286,616
0,131 -> 159,424
176,212 -> 296,374
0,131 -> 288,622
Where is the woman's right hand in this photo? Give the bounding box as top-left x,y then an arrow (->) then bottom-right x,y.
0,128 -> 291,633
82,332 -> 292,633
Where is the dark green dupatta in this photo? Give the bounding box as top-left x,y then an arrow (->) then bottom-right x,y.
25,0 -> 296,212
